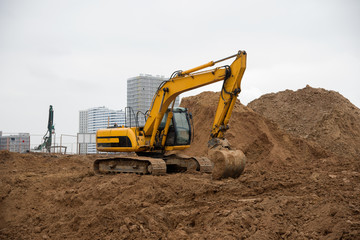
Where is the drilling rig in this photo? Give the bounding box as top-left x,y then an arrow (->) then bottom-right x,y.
35,105 -> 54,152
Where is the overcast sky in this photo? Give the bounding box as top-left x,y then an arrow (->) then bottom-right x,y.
1,0 -> 359,146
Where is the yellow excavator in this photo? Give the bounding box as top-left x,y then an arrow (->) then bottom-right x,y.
94,50 -> 247,179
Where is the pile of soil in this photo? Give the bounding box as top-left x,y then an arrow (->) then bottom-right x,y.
1,88 -> 359,239
248,85 -> 360,160
180,91 -> 328,170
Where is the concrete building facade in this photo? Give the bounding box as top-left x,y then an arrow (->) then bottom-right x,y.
79,107 -> 125,154
127,74 -> 179,126
0,131 -> 30,153
78,110 -> 88,154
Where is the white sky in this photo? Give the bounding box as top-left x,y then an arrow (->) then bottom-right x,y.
1,0 -> 359,146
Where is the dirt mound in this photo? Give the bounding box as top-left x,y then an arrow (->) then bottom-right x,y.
248,85 -> 360,160
180,91 -> 328,171
1,89 -> 360,239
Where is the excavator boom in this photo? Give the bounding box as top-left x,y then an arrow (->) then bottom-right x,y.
144,51 -> 246,147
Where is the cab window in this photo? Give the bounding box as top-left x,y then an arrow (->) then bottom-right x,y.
173,112 -> 190,145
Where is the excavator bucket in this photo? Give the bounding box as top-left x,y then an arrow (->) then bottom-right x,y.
208,138 -> 246,180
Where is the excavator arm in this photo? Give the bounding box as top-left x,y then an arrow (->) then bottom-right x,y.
144,50 -> 247,148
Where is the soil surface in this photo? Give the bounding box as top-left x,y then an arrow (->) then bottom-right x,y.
248,85 -> 360,160
1,87 -> 360,239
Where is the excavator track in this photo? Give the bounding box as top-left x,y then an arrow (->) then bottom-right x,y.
163,154 -> 213,173
94,156 -> 167,175
93,154 -> 214,175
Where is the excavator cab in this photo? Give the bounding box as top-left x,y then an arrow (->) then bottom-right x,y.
159,107 -> 192,147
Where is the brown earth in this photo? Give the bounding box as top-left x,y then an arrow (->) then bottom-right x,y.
1,89 -> 360,239
248,85 -> 360,160
180,91 -> 329,170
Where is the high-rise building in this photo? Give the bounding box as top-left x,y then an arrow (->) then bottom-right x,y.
127,74 -> 179,126
79,110 -> 88,133
78,110 -> 88,154
79,107 -> 125,154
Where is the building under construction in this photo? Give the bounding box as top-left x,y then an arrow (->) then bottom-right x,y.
0,131 -> 30,153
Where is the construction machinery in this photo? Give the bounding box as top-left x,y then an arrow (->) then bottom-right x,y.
94,51 -> 247,179
35,105 -> 54,153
